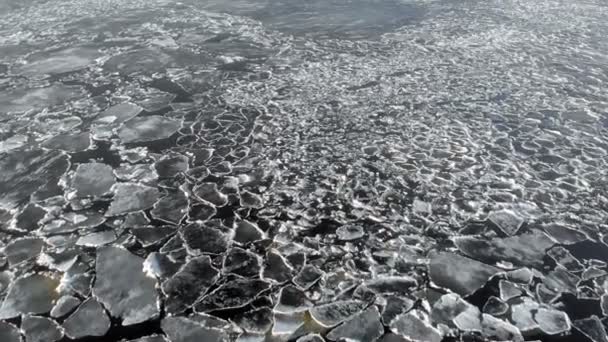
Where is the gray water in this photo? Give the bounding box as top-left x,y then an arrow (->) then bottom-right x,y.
0,0 -> 608,341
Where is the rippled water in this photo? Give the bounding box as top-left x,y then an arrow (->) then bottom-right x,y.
0,0 -> 608,341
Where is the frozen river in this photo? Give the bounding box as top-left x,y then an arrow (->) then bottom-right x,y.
0,0 -> 608,341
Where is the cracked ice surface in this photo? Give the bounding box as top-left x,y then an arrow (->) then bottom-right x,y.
0,0 -> 607,341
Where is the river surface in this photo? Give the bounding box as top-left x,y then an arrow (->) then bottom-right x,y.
0,0 -> 608,341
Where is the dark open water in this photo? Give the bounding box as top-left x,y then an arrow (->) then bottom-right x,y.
0,0 -> 608,341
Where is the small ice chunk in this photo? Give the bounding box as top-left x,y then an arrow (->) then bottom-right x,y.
263,250 -> 295,283
70,163 -> 115,198
76,231 -> 116,247
499,280 -> 523,301
510,297 -> 539,333
534,308 -> 571,335
336,224 -> 365,241
382,295 -> 415,325
293,265 -> 323,290
14,203 -> 46,232
240,190 -> 263,209
365,276 -> 417,294
326,306 -> 384,342
94,102 -> 142,126
22,315 -> 64,342
0,321 -> 21,342
50,295 -> 81,318
488,209 -> 524,236
234,220 -> 266,244
62,299 -> 110,339
483,296 -> 509,316
118,116 -> 182,144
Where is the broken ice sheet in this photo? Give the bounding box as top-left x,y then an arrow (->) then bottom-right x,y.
454,229 -> 555,269
180,222 -> 231,255
93,246 -> 159,325
0,149 -> 69,209
232,307 -> 274,334
22,314 -> 64,342
15,46 -> 101,77
76,230 -> 117,247
41,132 -> 91,152
0,274 -> 60,319
389,311 -> 443,342
127,335 -> 170,342
143,252 -> 180,280
103,48 -> 172,75
161,255 -> 220,313
118,115 -> 182,144
0,85 -> 83,115
93,102 -> 142,126
293,264 -> 324,290
105,182 -> 160,216
308,300 -> 368,329
154,153 -> 189,178
194,278 -> 271,312
132,226 -> 176,247
193,182 -> 229,207
431,293 -> 480,330
275,285 -> 313,314
573,316 -> 608,342
161,316 -> 231,342
62,298 -> 110,339
222,247 -> 262,278
428,251 -> 500,296
381,295 -> 415,325
4,237 -> 44,266
151,189 -> 189,225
